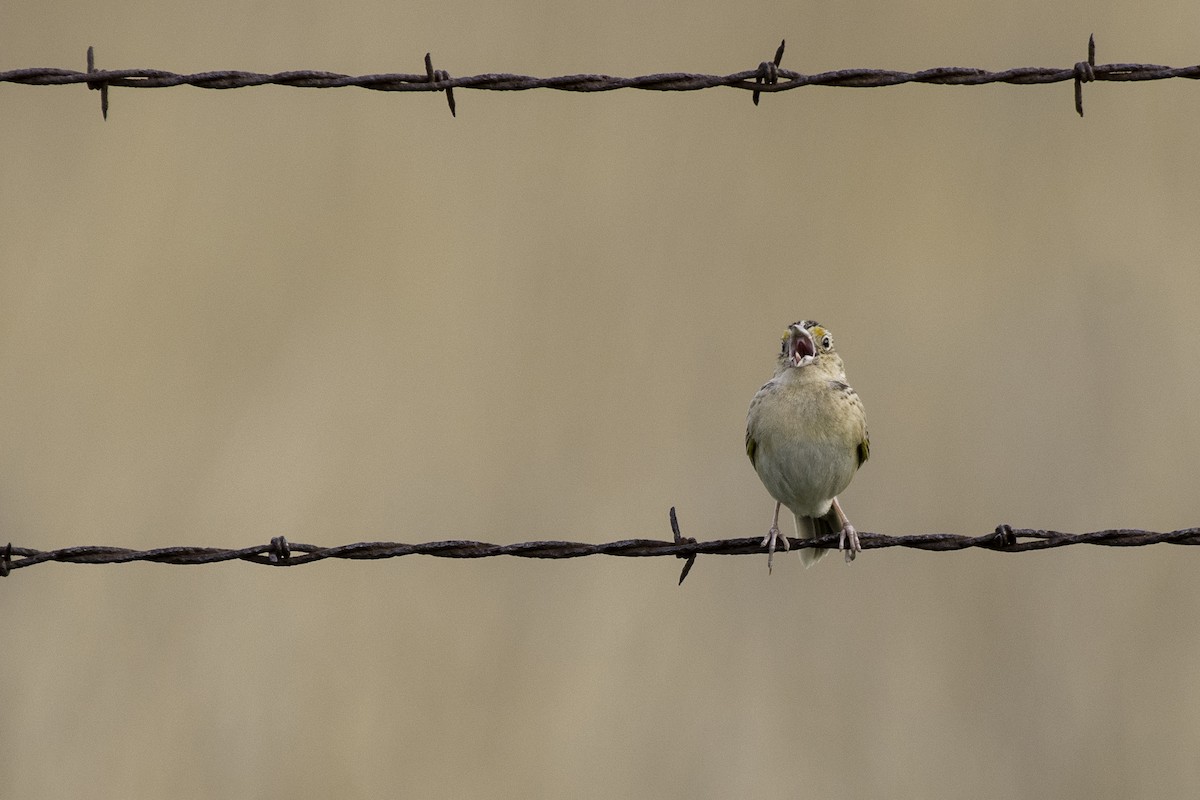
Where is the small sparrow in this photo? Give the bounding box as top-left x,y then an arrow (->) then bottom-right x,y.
745,320 -> 869,571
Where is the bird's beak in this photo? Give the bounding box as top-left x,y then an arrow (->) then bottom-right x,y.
787,325 -> 816,368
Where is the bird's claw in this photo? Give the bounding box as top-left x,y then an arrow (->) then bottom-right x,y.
839,522 -> 861,564
761,524 -> 789,573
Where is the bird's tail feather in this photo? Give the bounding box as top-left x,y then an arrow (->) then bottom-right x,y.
793,512 -> 837,567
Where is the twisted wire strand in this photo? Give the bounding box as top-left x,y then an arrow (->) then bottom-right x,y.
2,37 -> 1197,118
4,522 -> 1199,582
8,61 -> 1200,91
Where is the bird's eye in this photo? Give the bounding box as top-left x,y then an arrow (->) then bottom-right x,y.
821,334 -> 832,349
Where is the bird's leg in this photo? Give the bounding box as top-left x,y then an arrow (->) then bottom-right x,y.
760,501 -> 789,573
830,497 -> 861,564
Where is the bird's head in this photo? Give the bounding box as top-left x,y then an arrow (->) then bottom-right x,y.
779,320 -> 835,369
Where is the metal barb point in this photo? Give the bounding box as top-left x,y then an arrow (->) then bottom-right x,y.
1074,34 -> 1096,117
670,507 -> 698,585
86,45 -> 109,119
424,52 -> 457,117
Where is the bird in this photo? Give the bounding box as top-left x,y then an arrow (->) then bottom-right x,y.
745,320 -> 870,572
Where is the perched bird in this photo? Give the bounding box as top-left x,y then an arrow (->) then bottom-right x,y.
745,320 -> 870,571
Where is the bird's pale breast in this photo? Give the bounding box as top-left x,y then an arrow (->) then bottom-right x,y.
748,374 -> 863,518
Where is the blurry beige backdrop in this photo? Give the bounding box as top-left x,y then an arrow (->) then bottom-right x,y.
3,1 -> 1200,798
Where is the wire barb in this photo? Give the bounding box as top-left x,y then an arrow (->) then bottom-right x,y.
1075,34 -> 1097,116
994,523 -> 1017,547
85,45 -> 109,119
670,507 -> 698,584
753,39 -> 786,106
424,52 -> 456,117
268,536 -> 291,564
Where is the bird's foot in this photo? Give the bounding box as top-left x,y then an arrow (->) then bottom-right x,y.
760,524 -> 790,573
839,522 -> 861,564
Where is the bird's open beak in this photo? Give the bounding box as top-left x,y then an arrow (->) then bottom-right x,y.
788,326 -> 816,368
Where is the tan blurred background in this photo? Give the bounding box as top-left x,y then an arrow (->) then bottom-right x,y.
3,1 -> 1200,797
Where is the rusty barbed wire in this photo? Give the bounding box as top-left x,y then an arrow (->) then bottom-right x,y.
2,36 -> 1199,119
3,511 -> 1198,584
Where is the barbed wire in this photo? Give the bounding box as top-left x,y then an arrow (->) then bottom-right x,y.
3,36 -> 1199,119
4,511 -> 1198,584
